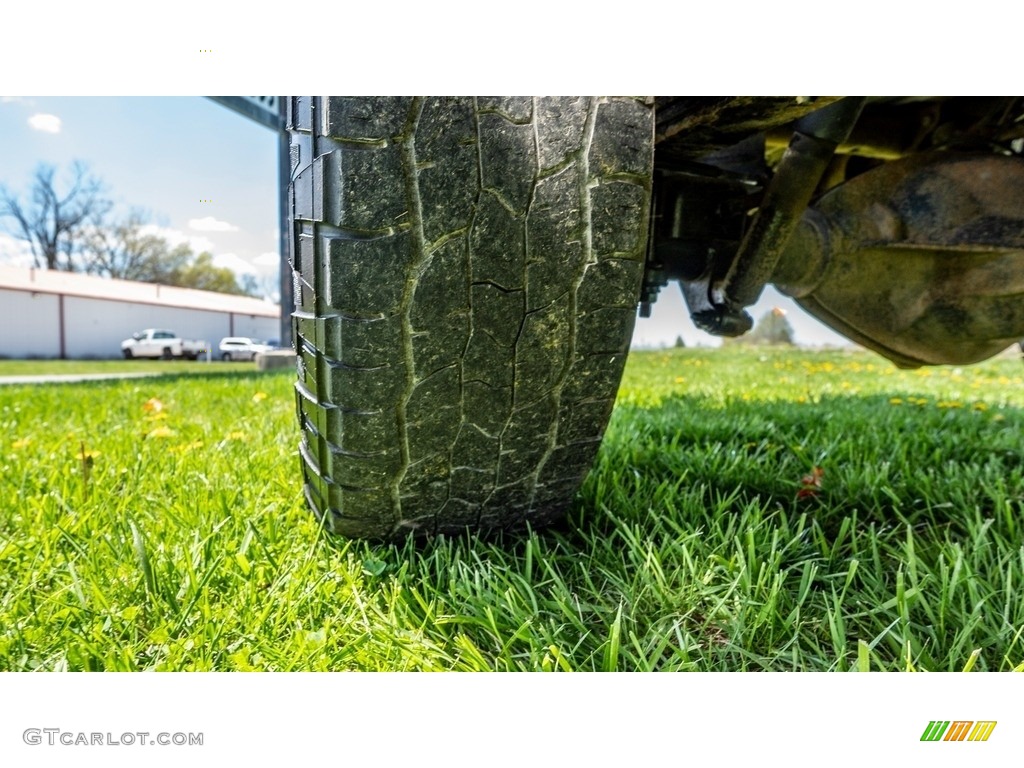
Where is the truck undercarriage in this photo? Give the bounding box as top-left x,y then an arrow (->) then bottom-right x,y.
286,96 -> 1024,539
647,96 -> 1024,367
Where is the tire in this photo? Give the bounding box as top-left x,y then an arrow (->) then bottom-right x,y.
288,97 -> 654,539
222,352 -> 231,362
123,349 -> 133,360
162,347 -> 173,360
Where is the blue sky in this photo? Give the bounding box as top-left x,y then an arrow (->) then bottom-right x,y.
0,95 -> 850,347
0,97 -> 281,292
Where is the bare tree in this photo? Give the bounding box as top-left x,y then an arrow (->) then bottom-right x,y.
2,162 -> 256,297
82,209 -> 176,280
0,161 -> 112,271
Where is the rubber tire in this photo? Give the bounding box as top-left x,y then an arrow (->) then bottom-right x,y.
123,349 -> 133,360
161,347 -> 173,360
288,97 -> 654,540
222,352 -> 231,362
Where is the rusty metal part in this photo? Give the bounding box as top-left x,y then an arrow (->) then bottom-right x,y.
641,163 -> 756,317
773,152 -> 1024,367
655,97 -> 842,155
694,98 -> 866,335
765,103 -> 943,161
766,122 -> 908,161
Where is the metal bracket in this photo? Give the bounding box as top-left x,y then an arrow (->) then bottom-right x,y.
698,98 -> 867,335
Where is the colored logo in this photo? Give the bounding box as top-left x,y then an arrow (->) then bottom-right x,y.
921,721 -> 997,742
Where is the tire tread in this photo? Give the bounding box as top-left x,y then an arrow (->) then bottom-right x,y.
290,97 -> 653,539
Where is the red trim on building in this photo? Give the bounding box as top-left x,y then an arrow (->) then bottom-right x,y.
0,285 -> 277,318
58,293 -> 66,360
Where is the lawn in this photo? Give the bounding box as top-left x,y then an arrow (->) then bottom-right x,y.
1,346 -> 1022,671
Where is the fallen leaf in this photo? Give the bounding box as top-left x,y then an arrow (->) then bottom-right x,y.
797,466 -> 824,500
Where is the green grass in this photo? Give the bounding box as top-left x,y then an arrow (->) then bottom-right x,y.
0,359 -> 250,377
1,346 -> 1023,671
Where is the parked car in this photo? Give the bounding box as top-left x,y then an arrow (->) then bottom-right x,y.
218,337 -> 272,361
121,329 -> 208,360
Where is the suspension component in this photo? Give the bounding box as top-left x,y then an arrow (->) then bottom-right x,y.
772,152 -> 1024,367
641,161 -> 756,317
692,97 -> 867,336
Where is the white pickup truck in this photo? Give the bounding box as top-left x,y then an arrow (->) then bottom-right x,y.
121,329 -> 209,360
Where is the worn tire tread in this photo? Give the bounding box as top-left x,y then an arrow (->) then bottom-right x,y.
289,96 -> 654,540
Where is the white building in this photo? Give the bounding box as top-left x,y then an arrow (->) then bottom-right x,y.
0,265 -> 281,359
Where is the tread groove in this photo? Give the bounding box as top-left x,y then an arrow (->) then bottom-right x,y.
392,97 -> 427,529
291,96 -> 654,539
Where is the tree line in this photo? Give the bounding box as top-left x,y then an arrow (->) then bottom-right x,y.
0,161 -> 260,296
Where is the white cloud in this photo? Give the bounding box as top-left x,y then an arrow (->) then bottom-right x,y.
28,113 -> 61,133
212,252 -> 258,276
253,251 -> 280,272
188,216 -> 238,232
0,233 -> 35,267
137,224 -> 216,255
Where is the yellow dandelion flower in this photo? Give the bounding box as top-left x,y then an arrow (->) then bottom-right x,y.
252,392 -> 268,403
169,440 -> 204,454
972,402 -> 988,412
889,398 -> 903,405
226,431 -> 247,441
146,426 -> 176,439
12,437 -> 32,450
674,376 -> 685,384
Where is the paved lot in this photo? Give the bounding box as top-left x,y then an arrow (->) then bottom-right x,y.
0,372 -> 165,386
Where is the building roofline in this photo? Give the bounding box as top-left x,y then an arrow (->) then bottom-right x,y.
0,265 -> 280,318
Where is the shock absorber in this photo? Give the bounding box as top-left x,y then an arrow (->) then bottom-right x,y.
692,97 -> 867,336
